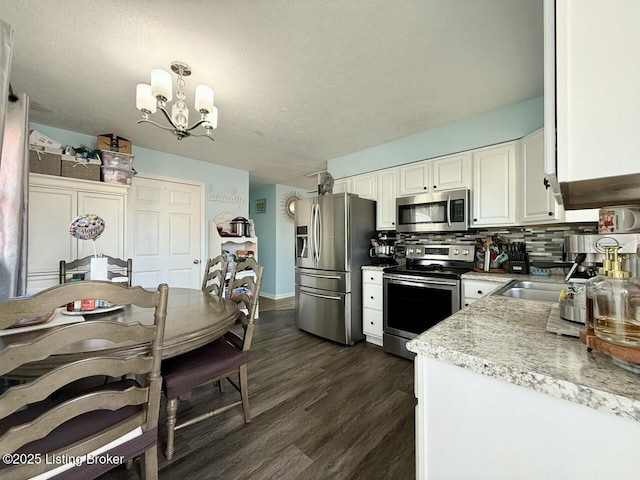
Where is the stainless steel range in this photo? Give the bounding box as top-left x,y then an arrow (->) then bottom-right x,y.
383,244 -> 475,359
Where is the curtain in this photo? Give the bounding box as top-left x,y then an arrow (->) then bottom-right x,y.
0,19 -> 29,302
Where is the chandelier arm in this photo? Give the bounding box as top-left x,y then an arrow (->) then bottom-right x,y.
184,118 -> 209,132
188,132 -> 215,142
137,118 -> 175,131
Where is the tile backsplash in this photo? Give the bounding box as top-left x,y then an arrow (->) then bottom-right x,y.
396,223 -> 598,262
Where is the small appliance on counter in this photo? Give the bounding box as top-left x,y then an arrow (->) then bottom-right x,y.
564,233 -> 640,279
369,232 -> 397,265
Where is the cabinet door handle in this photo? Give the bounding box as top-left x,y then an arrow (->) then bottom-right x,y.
433,185 -> 437,189
193,259 -> 200,264
370,277 -> 374,280
370,321 -> 374,325
392,222 -> 395,225
548,211 -> 553,216
464,303 -> 469,307
477,290 -> 483,295
423,186 -> 427,190
370,296 -> 374,299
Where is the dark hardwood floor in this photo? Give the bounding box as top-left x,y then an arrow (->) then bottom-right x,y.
102,309 -> 415,480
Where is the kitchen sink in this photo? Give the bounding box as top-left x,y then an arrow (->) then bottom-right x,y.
493,280 -> 566,303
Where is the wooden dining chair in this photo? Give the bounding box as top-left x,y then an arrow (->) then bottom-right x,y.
0,281 -> 168,480
201,254 -> 229,297
161,258 -> 263,460
59,255 -> 133,286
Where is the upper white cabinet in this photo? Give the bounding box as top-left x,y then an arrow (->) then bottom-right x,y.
555,0 -> 640,182
519,129 -> 561,224
432,154 -> 471,192
472,143 -> 517,227
333,178 -> 351,194
399,162 -> 430,196
377,168 -> 397,230
351,173 -> 377,200
27,174 -> 128,293
399,154 -> 471,197
545,0 -> 640,208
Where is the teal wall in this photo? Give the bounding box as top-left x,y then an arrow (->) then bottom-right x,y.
249,184 -> 277,297
249,183 -> 305,298
30,123 -> 249,254
327,96 -> 543,178
274,184 -> 297,296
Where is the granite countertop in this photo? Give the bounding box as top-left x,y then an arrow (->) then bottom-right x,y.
406,293 -> 640,423
461,271 -> 568,284
361,264 -> 394,271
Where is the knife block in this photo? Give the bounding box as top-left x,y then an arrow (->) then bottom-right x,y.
508,253 -> 529,274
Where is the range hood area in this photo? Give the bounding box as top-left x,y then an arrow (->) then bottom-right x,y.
559,174 -> 640,210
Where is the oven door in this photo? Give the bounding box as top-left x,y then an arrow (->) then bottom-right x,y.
383,273 -> 460,339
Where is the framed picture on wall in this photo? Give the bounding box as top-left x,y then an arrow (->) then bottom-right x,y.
255,198 -> 267,214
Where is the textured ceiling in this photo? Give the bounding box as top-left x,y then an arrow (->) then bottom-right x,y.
0,0 -> 543,190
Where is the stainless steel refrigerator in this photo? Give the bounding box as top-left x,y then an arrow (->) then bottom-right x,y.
294,193 -> 375,345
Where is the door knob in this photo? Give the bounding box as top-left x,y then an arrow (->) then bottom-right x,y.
193,259 -> 200,264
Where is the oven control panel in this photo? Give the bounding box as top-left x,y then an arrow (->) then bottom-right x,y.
405,244 -> 475,261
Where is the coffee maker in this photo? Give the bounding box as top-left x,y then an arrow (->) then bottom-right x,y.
564,233 -> 640,280
369,232 -> 397,264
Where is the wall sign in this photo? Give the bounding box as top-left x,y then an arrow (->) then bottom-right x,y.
207,184 -> 245,208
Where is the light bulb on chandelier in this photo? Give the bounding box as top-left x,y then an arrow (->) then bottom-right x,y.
136,61 -> 217,141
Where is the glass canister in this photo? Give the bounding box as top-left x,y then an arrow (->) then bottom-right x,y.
593,276 -> 640,346
585,274 -> 607,329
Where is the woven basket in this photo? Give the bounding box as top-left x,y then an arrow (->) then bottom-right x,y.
29,149 -> 61,176
61,157 -> 101,181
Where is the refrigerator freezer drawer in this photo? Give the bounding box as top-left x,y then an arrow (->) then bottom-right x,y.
295,267 -> 349,293
296,285 -> 353,345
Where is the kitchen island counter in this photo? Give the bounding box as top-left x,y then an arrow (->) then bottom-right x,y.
407,293 -> 640,479
407,294 -> 640,421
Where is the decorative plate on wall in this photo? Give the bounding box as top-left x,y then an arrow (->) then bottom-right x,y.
281,191 -> 303,221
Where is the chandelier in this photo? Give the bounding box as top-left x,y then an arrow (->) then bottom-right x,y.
135,61 -> 218,141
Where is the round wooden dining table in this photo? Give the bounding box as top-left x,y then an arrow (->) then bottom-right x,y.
2,288 -> 240,377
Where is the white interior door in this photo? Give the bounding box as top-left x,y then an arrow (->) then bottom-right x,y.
127,176 -> 203,288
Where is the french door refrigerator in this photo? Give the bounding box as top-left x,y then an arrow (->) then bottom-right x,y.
294,193 -> 375,345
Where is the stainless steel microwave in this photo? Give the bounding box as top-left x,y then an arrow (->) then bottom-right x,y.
396,189 -> 470,233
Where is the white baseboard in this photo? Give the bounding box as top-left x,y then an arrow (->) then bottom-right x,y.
259,292 -> 295,300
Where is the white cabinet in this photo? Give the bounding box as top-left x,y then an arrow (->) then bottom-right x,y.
519,128 -> 598,224
332,178 -> 351,194
544,1 -> 640,209
554,0 -> 640,183
431,153 -> 471,192
472,143 -> 517,227
399,161 -> 430,196
351,173 -> 377,200
519,129 -> 561,224
376,168 -> 397,230
27,174 -> 128,293
462,279 -> 501,308
399,154 -> 470,197
362,268 -> 383,346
